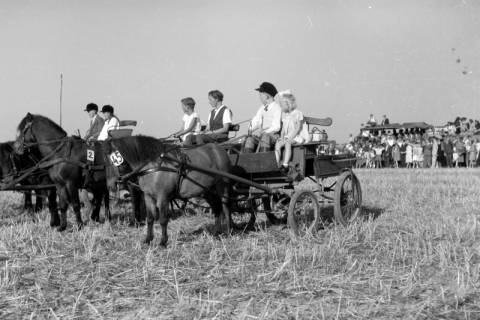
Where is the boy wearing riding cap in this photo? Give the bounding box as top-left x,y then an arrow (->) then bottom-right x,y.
98,105 -> 120,141
244,82 -> 282,153
84,103 -> 104,141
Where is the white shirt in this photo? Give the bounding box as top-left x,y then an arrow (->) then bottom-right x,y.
182,112 -> 201,140
206,105 -> 232,130
250,101 -> 282,134
98,117 -> 120,141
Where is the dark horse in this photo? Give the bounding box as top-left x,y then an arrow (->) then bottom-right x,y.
0,141 -> 58,216
14,113 -> 111,230
103,135 -> 232,245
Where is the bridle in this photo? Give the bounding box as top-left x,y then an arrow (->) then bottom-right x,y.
17,121 -> 34,153
17,120 -> 68,153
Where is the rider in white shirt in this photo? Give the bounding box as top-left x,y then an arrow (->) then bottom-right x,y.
172,97 -> 201,146
97,105 -> 120,141
244,82 -> 281,153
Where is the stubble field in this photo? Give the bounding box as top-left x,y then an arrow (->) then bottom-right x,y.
0,169 -> 479,319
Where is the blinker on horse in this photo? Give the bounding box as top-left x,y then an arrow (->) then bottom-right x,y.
103,135 -> 232,246
14,113 -> 111,230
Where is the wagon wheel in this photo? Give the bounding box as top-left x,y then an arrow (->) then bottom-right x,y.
287,190 -> 320,236
334,171 -> 362,226
264,194 -> 290,224
230,199 -> 256,231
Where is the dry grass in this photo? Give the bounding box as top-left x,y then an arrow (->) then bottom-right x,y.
1,169 -> 480,319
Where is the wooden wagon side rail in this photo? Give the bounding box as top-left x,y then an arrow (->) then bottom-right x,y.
160,154 -> 276,194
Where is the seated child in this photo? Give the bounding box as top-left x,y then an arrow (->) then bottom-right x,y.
172,97 -> 201,146
275,90 -> 308,172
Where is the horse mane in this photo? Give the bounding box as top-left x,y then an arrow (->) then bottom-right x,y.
17,114 -> 66,136
111,135 -> 179,165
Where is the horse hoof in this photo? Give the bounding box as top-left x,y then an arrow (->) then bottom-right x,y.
57,226 -> 67,232
50,220 -> 60,227
143,238 -> 153,245
159,240 -> 168,247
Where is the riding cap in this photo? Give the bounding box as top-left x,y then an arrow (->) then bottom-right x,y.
255,82 -> 278,98
84,103 -> 98,112
101,105 -> 114,114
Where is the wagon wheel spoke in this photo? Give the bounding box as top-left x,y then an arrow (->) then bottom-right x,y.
231,199 -> 256,231
334,171 -> 362,226
264,194 -> 290,224
287,190 -> 320,236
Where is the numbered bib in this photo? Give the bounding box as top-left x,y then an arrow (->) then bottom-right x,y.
109,151 -> 124,167
87,149 -> 95,162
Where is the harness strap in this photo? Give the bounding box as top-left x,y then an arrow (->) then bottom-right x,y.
1,140 -> 67,190
9,153 -> 18,175
136,166 -> 177,178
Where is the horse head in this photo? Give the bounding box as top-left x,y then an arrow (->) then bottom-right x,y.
101,136 -> 173,192
14,113 -> 67,155
14,113 -> 34,155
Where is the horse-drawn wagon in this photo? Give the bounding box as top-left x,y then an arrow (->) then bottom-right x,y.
225,142 -> 361,235
6,112 -> 361,244
160,116 -> 362,236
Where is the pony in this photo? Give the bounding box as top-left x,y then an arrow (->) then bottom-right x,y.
14,113 -> 111,230
102,135 -> 232,245
0,141 -> 58,218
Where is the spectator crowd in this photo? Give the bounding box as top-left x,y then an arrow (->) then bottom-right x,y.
342,115 -> 480,169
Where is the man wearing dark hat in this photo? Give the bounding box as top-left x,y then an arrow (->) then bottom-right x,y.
98,105 -> 120,141
244,82 -> 282,153
84,103 -> 105,141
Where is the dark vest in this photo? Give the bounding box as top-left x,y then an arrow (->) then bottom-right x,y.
209,106 -> 229,131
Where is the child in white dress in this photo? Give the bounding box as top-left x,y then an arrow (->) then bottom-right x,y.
275,90 -> 309,171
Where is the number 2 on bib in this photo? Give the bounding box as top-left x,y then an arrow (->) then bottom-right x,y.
87,149 -> 95,162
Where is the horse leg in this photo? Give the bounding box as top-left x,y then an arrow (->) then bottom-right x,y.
34,191 -> 44,212
24,191 -> 33,213
90,190 -> 102,222
130,185 -> 146,225
103,187 -> 111,222
66,182 -> 83,229
57,185 -> 69,231
48,188 -> 60,227
156,194 -> 170,247
205,195 -> 223,235
143,194 -> 157,244
218,183 -> 231,235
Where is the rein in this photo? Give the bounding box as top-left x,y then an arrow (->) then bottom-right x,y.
24,138 -> 68,148
0,140 -> 67,190
3,131 -> 93,190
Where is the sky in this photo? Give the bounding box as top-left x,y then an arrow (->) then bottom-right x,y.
0,0 -> 479,142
